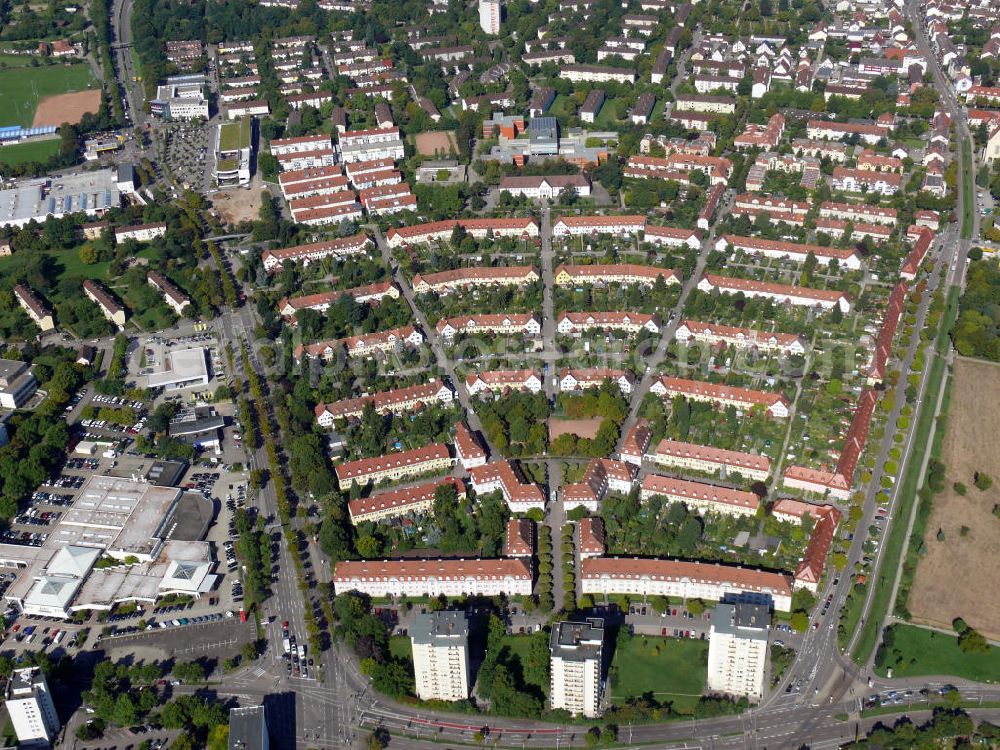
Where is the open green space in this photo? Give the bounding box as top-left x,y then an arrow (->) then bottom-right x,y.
389,634 -> 412,662
499,634 -> 548,696
610,635 -> 707,714
0,138 -> 60,167
0,62 -> 97,126
594,99 -> 625,130
852,285 -> 961,665
874,624 -> 1000,682
0,53 -> 36,68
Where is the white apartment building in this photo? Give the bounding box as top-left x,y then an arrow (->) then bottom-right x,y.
706,603 -> 770,701
479,0 -> 501,33
333,558 -> 533,598
411,611 -> 470,702
6,668 -> 60,744
550,619 -> 604,718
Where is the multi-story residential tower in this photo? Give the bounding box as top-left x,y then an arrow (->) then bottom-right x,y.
6,667 -> 60,744
706,603 -> 771,700
549,618 -> 604,717
410,611 -> 470,701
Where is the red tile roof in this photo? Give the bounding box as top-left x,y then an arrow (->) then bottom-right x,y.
654,439 -> 771,474
641,474 -> 760,512
334,557 -> 532,584
581,557 -> 792,598
348,477 -> 465,519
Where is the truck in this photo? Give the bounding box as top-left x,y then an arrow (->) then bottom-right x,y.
282,637 -> 291,654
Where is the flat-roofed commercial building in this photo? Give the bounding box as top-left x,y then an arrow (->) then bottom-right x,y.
411,611 -> 470,701
0,358 -> 37,409
214,119 -> 254,186
146,347 -> 210,391
228,705 -> 269,750
0,170 -> 120,229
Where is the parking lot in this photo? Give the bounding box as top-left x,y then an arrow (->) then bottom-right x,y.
158,122 -> 210,190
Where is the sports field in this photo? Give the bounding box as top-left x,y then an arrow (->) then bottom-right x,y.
0,62 -> 97,127
0,137 -> 60,168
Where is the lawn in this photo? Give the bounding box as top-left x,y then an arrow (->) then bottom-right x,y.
389,634 -> 412,662
874,624 -> 1000,682
499,634 -> 548,696
610,635 -> 707,714
0,137 -> 60,167
594,99 -> 625,130
0,62 -> 97,126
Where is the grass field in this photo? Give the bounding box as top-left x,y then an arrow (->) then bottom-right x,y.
0,53 -> 35,67
499,634 -> 548,696
851,285 -> 961,665
874,624 -> 1000,681
389,635 -> 412,662
0,138 -> 60,167
907,357 -> 1000,640
0,63 -> 97,126
610,635 -> 707,713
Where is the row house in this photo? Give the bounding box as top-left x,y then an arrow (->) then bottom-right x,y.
557,311 -> 660,336
900,227 -> 934,281
831,166 -> 901,195
652,439 -> 771,482
867,281 -> 908,385
146,271 -> 191,315
278,167 -> 350,199
468,460 -> 546,512
625,154 -> 732,185
351,169 -> 403,191
716,235 -> 863,270
731,194 -> 810,226
580,89 -> 606,123
287,91 -> 334,110
386,217 -> 540,247
293,203 -> 364,226
698,274 -> 852,314
333,557 -> 533,598
673,94 -> 737,113
279,281 -> 400,319
790,139 -> 848,162
806,119 -> 889,145
818,201 -> 897,226
261,233 -> 371,271
694,75 -> 740,93
270,134 -> 331,155
563,459 -> 637,512
315,380 -> 455,426
651,375 -> 791,418
669,110 -> 715,132
274,146 -> 337,172
814,219 -> 892,243
733,113 -> 785,151
554,264 -> 680,287
856,149 -> 904,173
523,49 -> 575,66
675,319 -> 807,356
338,126 -> 406,163
699,184 -> 725,230
225,101 -> 269,120
293,325 -> 424,361
643,226 -> 703,249
13,284 -> 54,332
82,280 -> 126,328
558,368 -> 635,395
436,314 -> 541,340
964,85 -> 1000,105
220,88 -> 260,104
620,418 -> 652,465
466,369 -> 543,396
359,183 -> 415,213
348,477 -> 466,525
580,558 -> 793,612
552,215 -> 646,237
559,64 -> 636,84
334,443 -> 453,488
289,190 -> 360,222
791,504 -> 841,592
640,474 -> 761,517
412,266 -> 539,294
455,421 -> 488,469
115,222 -> 166,243
497,174 -> 592,200
577,518 -> 605,559
505,518 -> 535,558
